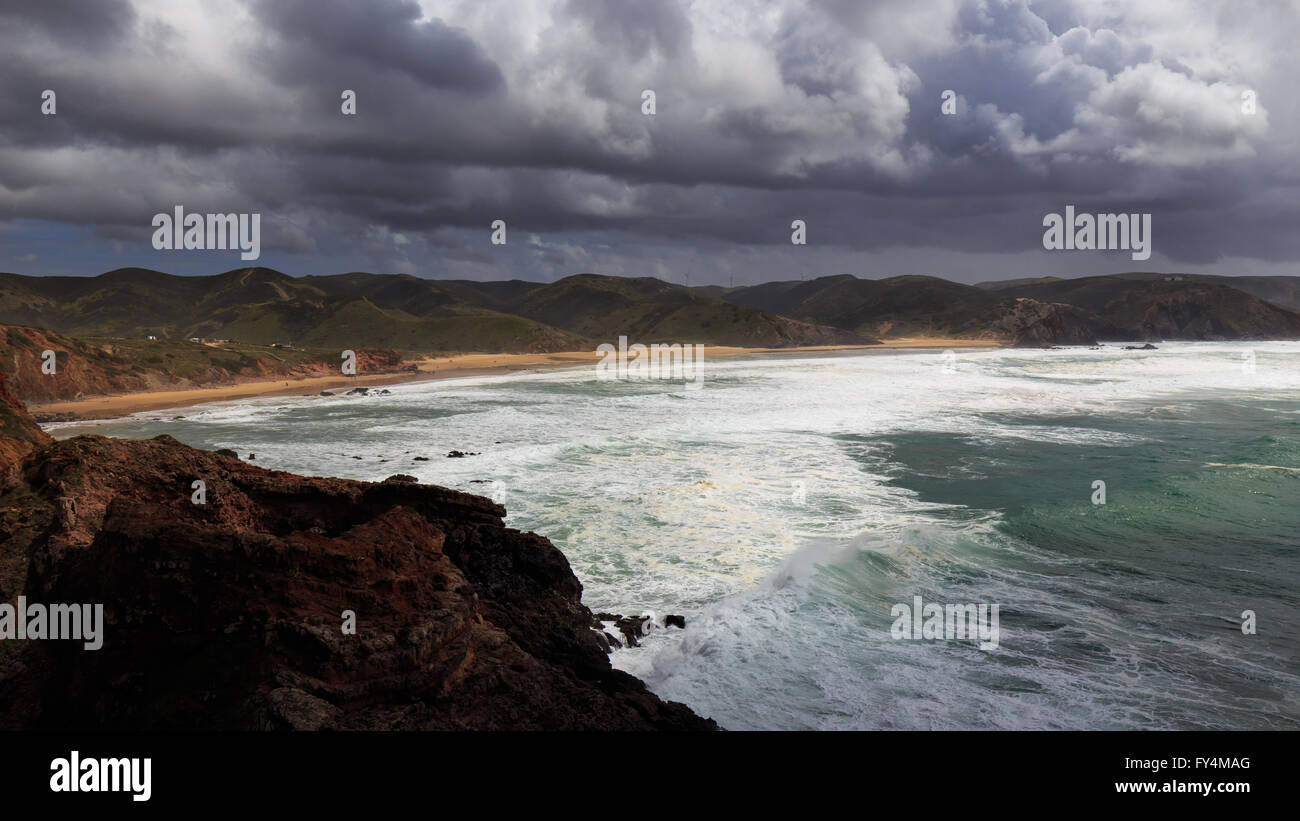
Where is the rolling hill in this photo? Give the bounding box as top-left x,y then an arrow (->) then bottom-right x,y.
0,268 -> 876,351
721,273 -> 1300,343
2,268 -> 1298,372
981,275 -> 1300,340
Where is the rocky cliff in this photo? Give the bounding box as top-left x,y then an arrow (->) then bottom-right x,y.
2,324 -> 411,406
994,298 -> 1102,347
0,369 -> 715,730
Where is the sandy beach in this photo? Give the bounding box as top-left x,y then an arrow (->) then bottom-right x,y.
28,338 -> 998,422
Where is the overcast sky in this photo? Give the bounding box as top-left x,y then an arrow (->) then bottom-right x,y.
1,0 -> 1297,284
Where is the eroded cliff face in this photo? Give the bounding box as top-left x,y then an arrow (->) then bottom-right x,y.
0,371 -> 715,730
0,368 -> 50,472
995,298 -> 1102,347
1,324 -> 412,407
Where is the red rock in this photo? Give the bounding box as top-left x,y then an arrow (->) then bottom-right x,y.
0,369 -> 715,730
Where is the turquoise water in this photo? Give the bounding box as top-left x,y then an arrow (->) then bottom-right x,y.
49,342 -> 1300,729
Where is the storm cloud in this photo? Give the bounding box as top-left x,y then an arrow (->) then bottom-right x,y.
0,0 -> 1296,281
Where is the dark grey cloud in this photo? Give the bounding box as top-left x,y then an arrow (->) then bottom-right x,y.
0,0 -> 1297,281
0,0 -> 135,50
250,0 -> 504,93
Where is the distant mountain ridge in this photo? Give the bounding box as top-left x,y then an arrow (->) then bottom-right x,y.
2,269 -> 1299,360
0,267 -> 873,351
720,272 -> 1300,343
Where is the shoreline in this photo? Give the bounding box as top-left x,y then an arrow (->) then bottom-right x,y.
30,338 -> 999,423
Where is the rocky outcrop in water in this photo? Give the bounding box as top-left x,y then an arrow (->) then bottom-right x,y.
0,370 -> 715,730
591,612 -> 687,649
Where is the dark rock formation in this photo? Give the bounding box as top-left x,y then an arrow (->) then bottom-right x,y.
446,451 -> 479,458
30,411 -> 78,424
614,616 -> 652,647
589,612 -> 688,649
996,298 -> 1100,347
0,371 -> 715,731
0,371 -> 50,478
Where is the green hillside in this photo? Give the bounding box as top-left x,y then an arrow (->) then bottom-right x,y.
0,268 -> 875,351
723,272 -> 1300,342
4,267 -> 1298,354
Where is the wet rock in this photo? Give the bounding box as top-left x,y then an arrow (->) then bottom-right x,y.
1123,343 -> 1159,350
447,451 -> 480,458
614,615 -> 653,648
215,448 -> 238,458
590,612 -> 686,648
32,412 -> 78,423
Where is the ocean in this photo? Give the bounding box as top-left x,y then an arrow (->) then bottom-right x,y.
47,342 -> 1300,730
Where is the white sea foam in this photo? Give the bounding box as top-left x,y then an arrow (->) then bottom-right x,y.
45,341 -> 1300,729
